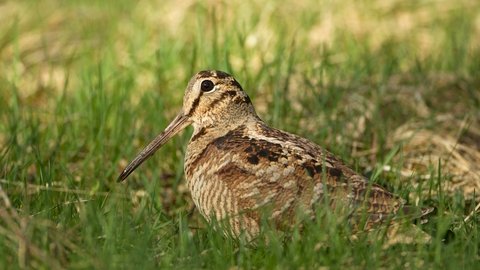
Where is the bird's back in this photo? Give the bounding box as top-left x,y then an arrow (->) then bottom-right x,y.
185,119 -> 411,239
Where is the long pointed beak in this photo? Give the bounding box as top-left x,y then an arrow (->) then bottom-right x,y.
117,112 -> 191,182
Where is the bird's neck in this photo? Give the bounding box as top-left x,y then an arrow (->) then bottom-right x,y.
192,112 -> 260,138
195,100 -> 259,127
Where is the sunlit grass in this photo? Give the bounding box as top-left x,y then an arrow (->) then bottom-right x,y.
0,0 -> 479,269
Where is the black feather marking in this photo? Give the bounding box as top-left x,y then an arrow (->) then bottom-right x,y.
191,127 -> 206,142
247,155 -> 259,165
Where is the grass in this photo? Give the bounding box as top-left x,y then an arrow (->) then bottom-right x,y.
1,0 -> 479,269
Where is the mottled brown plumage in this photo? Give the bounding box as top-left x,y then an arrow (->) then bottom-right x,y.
118,70 -> 431,240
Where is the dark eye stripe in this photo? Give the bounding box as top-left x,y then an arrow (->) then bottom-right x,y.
187,91 -> 203,116
208,90 -> 238,109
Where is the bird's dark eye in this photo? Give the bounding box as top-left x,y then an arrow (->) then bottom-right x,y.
200,80 -> 215,92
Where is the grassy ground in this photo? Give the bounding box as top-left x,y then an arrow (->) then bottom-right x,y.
1,0 -> 480,269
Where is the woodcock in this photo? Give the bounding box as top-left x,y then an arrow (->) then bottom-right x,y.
118,70 -> 432,240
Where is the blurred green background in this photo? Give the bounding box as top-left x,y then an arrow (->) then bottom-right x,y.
0,0 -> 479,269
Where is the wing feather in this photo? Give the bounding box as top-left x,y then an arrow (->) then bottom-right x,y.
198,123 -> 407,230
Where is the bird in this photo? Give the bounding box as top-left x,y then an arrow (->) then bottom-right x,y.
118,70 -> 432,241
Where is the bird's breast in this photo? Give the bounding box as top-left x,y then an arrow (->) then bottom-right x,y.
184,130 -> 241,220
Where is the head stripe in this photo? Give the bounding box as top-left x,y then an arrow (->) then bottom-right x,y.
187,91 -> 203,116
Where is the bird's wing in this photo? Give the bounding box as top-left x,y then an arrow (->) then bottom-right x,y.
198,122 -> 408,230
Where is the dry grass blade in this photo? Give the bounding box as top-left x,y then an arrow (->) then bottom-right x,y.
464,201 -> 480,223
0,184 -> 64,270
388,115 -> 480,201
